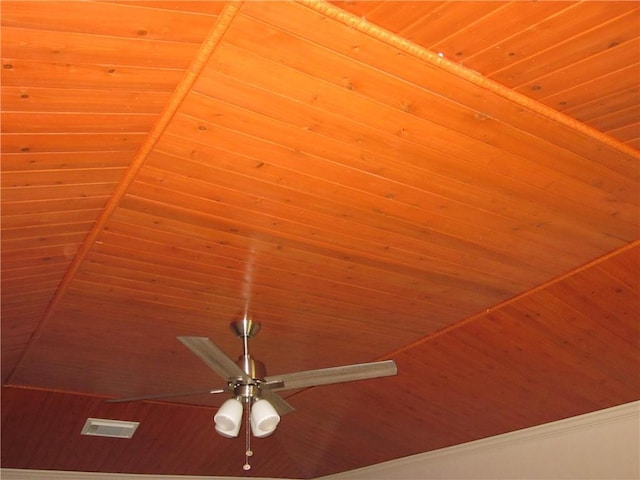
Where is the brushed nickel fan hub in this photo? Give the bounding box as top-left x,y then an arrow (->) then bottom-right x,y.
233,383 -> 260,401
230,318 -> 261,339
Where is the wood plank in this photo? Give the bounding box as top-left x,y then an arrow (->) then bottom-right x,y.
0,262 -> 72,280
330,1 -> 386,21
2,325 -> 36,342
145,144 -> 565,272
173,93 -> 637,248
399,2 -> 504,48
597,244 -> 639,288
167,160 -> 567,286
93,225 -> 494,320
1,197 -> 110,216
1,1 -> 218,42
489,306 -> 634,403
67,276 -> 233,313
1,307 -> 43,329
430,2 -> 572,63
196,40 -> 639,216
1,209 -> 103,229
107,206 -> 511,315
2,184 -> 119,202
58,291 -> 230,328
102,217 -> 488,315
1,133 -> 146,153
1,86 -> 170,113
438,318 -> 604,413
159,116 -> 608,266
563,86 -> 640,121
2,168 -> 125,187
589,106 -> 640,133
467,2 -> 637,75
106,1 -> 226,15
1,250 -> 77,271
2,27 -> 201,69
1,151 -> 134,170
150,140 -> 578,272
548,265 -> 640,342
1,58 -> 184,91
538,64 -> 640,110
82,252 -> 435,326
516,40 -> 639,99
0,280 -> 61,298
2,233 -> 88,252
507,295 -> 639,392
122,182 -> 530,295
2,112 -> 156,134
605,123 -> 640,143
0,296 -> 52,317
1,241 -> 81,262
490,9 -> 640,87
1,223 -> 94,241
366,1 -> 445,31
238,2 -> 639,177
163,114 -> 535,235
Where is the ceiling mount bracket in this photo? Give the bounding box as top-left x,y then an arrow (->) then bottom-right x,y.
230,318 -> 261,339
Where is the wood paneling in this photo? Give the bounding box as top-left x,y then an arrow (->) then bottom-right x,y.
1,0 -> 222,386
336,0 -> 640,147
2,243 -> 637,477
1,1 -> 638,479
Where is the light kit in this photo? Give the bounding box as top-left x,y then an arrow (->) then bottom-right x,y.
249,398 -> 280,437
212,396 -> 280,468
214,398 -> 243,438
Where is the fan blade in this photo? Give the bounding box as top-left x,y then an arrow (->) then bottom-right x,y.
265,359 -> 397,391
178,336 -> 250,382
259,388 -> 295,415
106,387 -> 227,403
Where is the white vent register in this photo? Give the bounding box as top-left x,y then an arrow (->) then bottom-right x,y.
81,418 -> 139,438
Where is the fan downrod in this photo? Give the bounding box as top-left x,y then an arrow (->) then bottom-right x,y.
231,318 -> 266,381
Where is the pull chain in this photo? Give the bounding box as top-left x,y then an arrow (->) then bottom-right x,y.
243,400 -> 252,470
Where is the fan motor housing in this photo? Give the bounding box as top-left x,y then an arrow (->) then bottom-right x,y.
236,354 -> 266,381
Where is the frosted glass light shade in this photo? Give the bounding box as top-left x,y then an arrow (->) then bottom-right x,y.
250,399 -> 280,437
214,398 -> 243,438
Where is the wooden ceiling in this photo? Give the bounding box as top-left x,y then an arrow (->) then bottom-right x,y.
1,1 -> 638,478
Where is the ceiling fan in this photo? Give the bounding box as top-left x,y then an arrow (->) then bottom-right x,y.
108,317 -> 397,470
